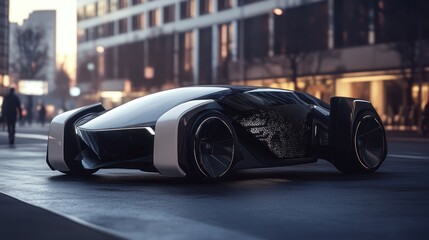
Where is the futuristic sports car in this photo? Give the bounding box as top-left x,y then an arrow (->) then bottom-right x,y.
47,86 -> 387,180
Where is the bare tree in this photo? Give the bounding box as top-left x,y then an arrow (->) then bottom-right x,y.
298,49 -> 339,97
12,27 -> 49,80
391,41 -> 419,108
384,0 -> 429,122
278,1 -> 329,91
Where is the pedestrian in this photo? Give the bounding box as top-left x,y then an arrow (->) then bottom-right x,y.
38,102 -> 46,127
0,112 -> 4,131
26,96 -> 33,126
1,88 -> 22,144
422,102 -> 429,137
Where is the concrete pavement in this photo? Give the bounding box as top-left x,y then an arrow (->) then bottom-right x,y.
0,125 -> 122,239
0,193 -> 120,239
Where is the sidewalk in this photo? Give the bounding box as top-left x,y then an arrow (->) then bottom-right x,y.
0,127 -> 123,240
0,193 -> 122,240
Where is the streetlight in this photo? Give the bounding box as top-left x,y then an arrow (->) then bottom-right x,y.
96,46 -> 105,54
69,87 -> 81,97
273,8 -> 283,16
273,0 -> 285,16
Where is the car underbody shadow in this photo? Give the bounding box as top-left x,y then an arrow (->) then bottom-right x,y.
48,166 -> 392,187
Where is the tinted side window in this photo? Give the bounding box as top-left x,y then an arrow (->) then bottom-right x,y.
219,91 -> 305,111
295,92 -> 330,110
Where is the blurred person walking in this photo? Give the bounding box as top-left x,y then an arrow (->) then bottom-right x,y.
422,102 -> 429,137
38,102 -> 46,127
1,88 -> 22,144
26,96 -> 34,126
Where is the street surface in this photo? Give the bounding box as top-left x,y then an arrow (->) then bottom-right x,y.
0,125 -> 428,239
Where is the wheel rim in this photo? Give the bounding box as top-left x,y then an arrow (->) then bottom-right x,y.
355,115 -> 385,169
194,117 -> 235,178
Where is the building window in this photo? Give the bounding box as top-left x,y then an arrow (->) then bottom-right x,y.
119,18 -> 128,33
98,0 -> 108,16
149,9 -> 160,27
132,0 -> 144,5
199,27 -> 213,84
238,0 -> 266,6
96,22 -> 115,38
97,25 -> 104,38
93,26 -> 99,39
275,1 -> 328,55
85,3 -> 96,18
132,14 -> 145,30
110,0 -> 118,12
118,0 -> 128,9
200,0 -> 214,15
77,7 -> 85,20
180,0 -> 195,19
243,15 -> 269,60
334,0 -> 369,47
85,28 -> 91,41
219,23 -> 233,60
184,31 -> 193,71
77,28 -> 85,43
108,22 -> 115,36
163,4 -> 175,23
374,0 -> 429,44
107,22 -> 115,36
218,0 -> 232,11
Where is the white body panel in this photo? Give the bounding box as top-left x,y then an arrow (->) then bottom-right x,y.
47,108 -> 81,172
154,100 -> 214,177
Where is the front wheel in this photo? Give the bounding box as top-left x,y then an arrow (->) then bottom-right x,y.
187,111 -> 236,181
333,111 -> 387,173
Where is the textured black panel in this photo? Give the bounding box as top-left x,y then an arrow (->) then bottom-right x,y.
233,105 -> 310,159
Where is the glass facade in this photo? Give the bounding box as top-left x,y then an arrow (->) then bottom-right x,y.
0,0 -> 8,75
76,0 -> 429,123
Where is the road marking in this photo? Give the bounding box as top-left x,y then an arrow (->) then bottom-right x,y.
0,132 -> 48,141
388,154 -> 429,160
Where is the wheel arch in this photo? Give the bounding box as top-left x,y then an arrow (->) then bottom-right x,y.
153,100 -> 223,177
183,109 -> 241,180
47,103 -> 105,173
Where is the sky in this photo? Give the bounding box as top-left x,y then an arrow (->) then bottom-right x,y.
9,0 -> 77,80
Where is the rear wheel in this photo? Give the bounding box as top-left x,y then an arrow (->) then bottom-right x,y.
334,111 -> 387,173
354,113 -> 386,170
187,111 -> 236,180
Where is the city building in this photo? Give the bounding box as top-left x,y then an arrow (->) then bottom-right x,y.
0,0 -> 9,99
76,0 -> 429,127
9,10 -> 56,95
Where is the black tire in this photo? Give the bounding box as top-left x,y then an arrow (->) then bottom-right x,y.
186,111 -> 236,181
334,111 -> 387,173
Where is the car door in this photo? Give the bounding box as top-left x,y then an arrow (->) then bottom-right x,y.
219,89 -> 314,166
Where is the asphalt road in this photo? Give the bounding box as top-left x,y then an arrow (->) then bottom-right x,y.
0,125 -> 428,239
